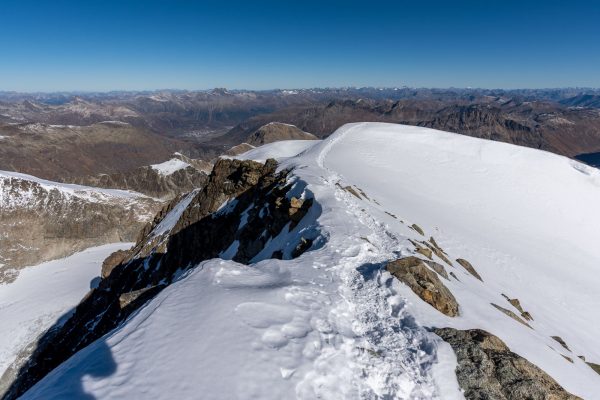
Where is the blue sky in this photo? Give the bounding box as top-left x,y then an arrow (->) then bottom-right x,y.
1,0 -> 599,91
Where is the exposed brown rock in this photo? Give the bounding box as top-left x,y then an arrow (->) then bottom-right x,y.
561,355 -> 573,363
287,197 -> 312,229
246,122 -> 317,146
456,258 -> 483,281
410,223 -> 425,236
502,294 -> 534,321
416,247 -> 433,259
435,328 -> 580,400
336,183 -> 362,199
119,286 -> 159,309
101,249 -> 131,279
587,362 -> 600,376
386,256 -> 458,317
491,303 -> 532,328
425,238 -> 453,266
384,211 -> 398,219
423,260 -> 449,280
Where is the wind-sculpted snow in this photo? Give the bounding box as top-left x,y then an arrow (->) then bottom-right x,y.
15,123 -> 600,399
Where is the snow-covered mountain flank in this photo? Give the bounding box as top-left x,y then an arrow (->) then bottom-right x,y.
0,244 -> 132,386
2,122 -> 599,399
0,171 -> 160,280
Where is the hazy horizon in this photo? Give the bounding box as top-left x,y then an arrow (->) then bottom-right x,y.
2,0 -> 600,92
1,86 -> 600,95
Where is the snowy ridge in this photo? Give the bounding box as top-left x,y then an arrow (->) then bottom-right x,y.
233,140 -> 319,162
21,123 -> 600,399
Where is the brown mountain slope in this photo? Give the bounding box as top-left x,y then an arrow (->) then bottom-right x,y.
0,121 -> 181,181
219,99 -> 600,158
246,122 -> 317,146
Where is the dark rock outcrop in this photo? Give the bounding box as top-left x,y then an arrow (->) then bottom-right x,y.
502,294 -> 534,322
456,258 -> 483,281
386,256 -> 458,317
423,260 -> 449,280
491,303 -> 532,328
435,328 -> 580,400
551,336 -> 570,352
0,158 -> 320,399
410,223 -> 425,236
587,362 -> 600,376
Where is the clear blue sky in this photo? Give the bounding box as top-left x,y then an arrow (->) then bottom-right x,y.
1,0 -> 599,91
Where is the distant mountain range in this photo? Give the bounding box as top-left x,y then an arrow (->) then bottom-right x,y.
2,87 -> 600,184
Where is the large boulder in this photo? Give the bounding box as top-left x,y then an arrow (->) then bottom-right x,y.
435,328 -> 580,400
386,256 -> 459,317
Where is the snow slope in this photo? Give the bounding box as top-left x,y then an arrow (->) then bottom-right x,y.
23,123 -> 600,399
0,243 -> 132,377
151,190 -> 199,237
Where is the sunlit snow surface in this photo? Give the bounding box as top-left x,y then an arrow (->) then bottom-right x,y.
233,139 -> 318,162
23,123 -> 600,399
0,243 -> 133,377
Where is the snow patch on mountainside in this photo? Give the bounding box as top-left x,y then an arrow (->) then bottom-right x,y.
150,158 -> 191,176
151,190 -> 198,237
0,243 -> 132,377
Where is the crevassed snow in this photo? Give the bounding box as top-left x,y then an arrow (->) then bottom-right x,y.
234,139 -> 320,162
23,123 -> 600,399
150,158 -> 191,176
0,243 -> 132,377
